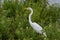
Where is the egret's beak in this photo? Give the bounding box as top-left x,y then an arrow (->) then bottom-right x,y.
24,8 -> 28,10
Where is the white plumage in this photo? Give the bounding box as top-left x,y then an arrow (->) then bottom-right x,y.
30,22 -> 43,34
25,7 -> 47,37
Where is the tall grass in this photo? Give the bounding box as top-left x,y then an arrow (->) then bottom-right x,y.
0,0 -> 60,40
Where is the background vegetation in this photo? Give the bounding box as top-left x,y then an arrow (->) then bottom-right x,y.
0,0 -> 60,40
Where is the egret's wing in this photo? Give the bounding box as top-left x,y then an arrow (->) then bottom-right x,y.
33,22 -> 43,30
31,22 -> 47,37
31,22 -> 43,33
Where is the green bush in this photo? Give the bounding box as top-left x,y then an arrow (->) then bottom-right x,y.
0,0 -> 60,40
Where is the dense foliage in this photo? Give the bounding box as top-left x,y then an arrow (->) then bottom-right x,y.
0,0 -> 60,40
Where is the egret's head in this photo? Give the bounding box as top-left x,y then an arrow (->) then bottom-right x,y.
25,7 -> 33,12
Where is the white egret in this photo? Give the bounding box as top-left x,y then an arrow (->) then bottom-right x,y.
25,7 -> 47,37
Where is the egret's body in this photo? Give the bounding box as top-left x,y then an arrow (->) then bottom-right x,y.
25,7 -> 47,37
30,22 -> 43,34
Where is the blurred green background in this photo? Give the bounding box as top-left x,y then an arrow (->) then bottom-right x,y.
0,0 -> 60,40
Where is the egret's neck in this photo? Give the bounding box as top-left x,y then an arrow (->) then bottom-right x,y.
29,9 -> 33,24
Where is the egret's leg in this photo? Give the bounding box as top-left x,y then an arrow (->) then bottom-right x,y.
43,32 -> 47,40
